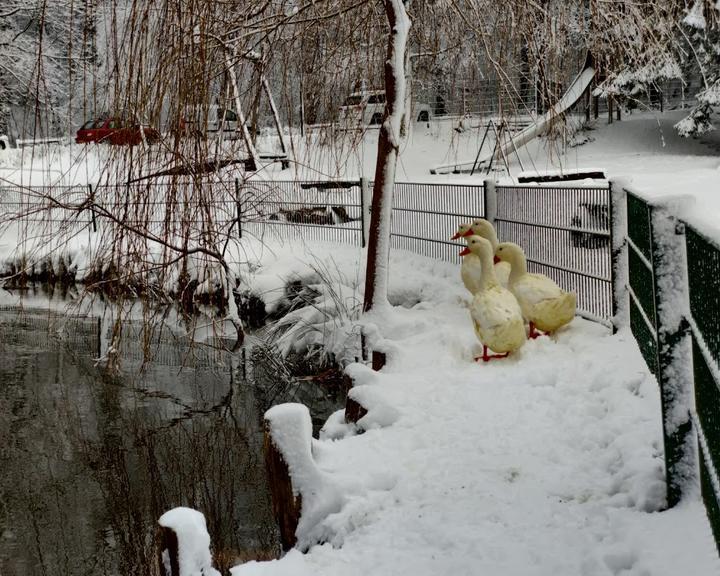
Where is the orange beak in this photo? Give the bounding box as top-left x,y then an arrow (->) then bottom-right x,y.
494,255 -> 501,264
450,232 -> 461,240
462,229 -> 473,237
459,247 -> 471,256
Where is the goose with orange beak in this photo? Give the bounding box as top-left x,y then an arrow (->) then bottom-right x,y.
461,236 -> 526,362
495,241 -> 576,338
462,219 -> 511,287
451,223 -> 484,295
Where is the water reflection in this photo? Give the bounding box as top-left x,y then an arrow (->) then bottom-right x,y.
0,298 -> 341,575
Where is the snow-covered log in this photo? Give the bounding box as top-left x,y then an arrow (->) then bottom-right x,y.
158,507 -> 221,576
264,403 -> 343,551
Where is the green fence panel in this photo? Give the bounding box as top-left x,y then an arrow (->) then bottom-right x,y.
687,223 -> 720,554
628,243 -> 657,328
700,454 -> 720,558
627,192 -> 653,261
694,337 -> 720,472
629,297 -> 658,375
626,192 -> 658,375
687,226 -> 720,366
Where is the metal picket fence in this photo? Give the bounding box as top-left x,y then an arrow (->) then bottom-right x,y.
1,177 -> 618,324
239,179 -> 364,246
494,183 -> 613,322
390,182 -> 485,263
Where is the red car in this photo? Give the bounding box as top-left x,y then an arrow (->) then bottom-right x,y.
76,116 -> 161,145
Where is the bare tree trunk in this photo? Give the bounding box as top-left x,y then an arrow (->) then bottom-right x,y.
363,0 -> 411,313
262,75 -> 288,155
225,47 -> 261,170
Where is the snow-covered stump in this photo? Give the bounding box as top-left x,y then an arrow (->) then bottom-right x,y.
343,362 -> 375,425
344,395 -> 369,425
157,507 -> 220,576
372,350 -> 387,371
264,403 -> 327,551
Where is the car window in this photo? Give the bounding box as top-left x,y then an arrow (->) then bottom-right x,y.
342,95 -> 363,106
81,120 -> 95,130
223,109 -> 238,122
367,94 -> 385,104
93,117 -> 109,129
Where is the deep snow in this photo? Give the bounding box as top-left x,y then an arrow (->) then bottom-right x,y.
231,239 -> 719,576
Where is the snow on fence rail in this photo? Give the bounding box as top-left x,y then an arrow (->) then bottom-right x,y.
624,189 -> 720,555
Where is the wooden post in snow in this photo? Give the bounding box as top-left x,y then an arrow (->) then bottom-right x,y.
362,0 -> 411,313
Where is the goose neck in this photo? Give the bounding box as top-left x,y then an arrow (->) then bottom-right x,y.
508,249 -> 527,284
478,248 -> 498,290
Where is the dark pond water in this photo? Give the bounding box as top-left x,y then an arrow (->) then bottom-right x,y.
0,295 -> 344,575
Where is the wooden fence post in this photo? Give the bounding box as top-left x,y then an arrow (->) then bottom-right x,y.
157,507 -> 218,576
157,525 -> 180,576
263,404 -> 319,551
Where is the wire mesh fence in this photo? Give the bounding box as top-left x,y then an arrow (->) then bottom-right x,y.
626,192 -> 658,374
685,224 -> 720,552
494,184 -> 613,321
622,189 -> 720,551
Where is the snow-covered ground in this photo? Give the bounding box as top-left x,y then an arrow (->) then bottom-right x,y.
2,109 -> 720,573
231,239 -> 719,575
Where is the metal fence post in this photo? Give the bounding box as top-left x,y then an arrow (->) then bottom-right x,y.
626,191 -> 696,507
360,177 -> 371,247
235,178 -> 242,239
650,205 -> 695,507
609,180 -> 627,333
483,179 -> 497,223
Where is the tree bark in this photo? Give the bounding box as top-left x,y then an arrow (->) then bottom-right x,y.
362,0 -> 411,313
225,46 -> 261,171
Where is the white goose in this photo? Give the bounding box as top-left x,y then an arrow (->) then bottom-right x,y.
495,242 -> 577,338
461,236 -> 526,362
451,223 -> 483,295
462,219 -> 511,287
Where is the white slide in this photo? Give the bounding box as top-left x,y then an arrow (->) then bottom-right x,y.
431,54 -> 595,175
